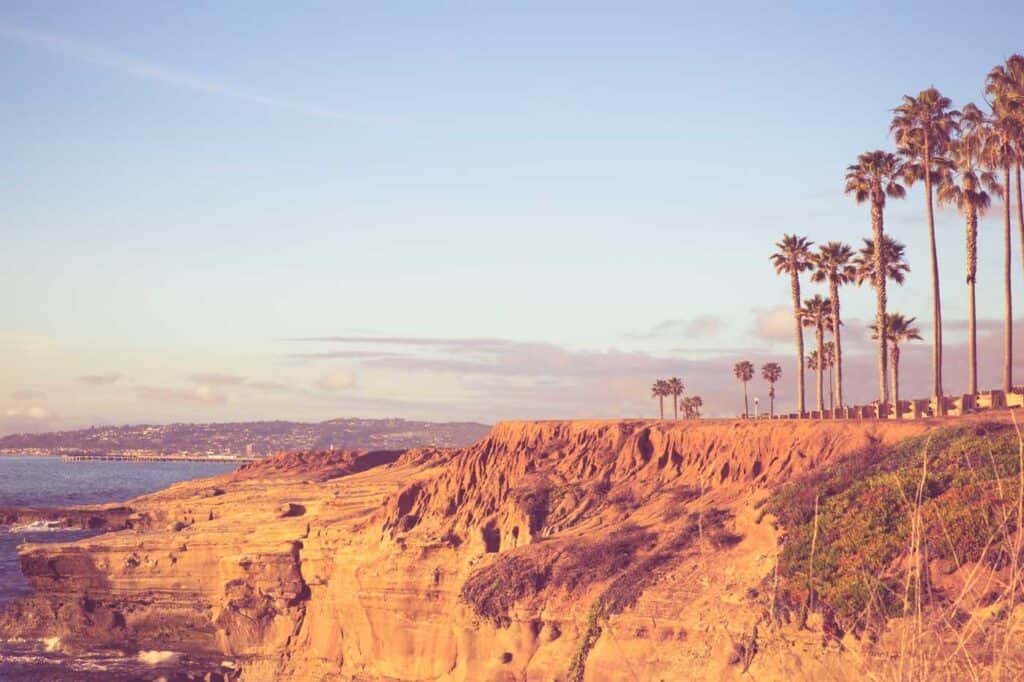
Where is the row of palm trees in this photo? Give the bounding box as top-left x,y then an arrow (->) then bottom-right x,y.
772,55 -> 1024,415
732,361 -> 783,418
650,378 -> 703,419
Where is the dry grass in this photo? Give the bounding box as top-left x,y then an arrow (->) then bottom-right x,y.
767,420 -> 1024,680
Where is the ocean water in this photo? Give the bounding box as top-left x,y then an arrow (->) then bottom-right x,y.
0,455 -> 238,681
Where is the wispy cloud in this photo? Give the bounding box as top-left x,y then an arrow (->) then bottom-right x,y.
136,384 -> 228,404
10,389 -> 47,401
630,315 -> 727,340
79,372 -> 122,386
0,23 -> 345,120
188,372 -> 247,387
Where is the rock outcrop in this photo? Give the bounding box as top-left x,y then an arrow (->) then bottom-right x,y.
0,418 -> 960,680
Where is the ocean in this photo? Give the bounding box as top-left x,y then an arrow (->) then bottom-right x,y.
0,455 -> 238,681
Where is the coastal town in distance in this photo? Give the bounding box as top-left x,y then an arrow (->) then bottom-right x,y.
0,418 -> 491,461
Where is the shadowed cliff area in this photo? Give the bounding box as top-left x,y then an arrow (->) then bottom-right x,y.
3,416 -> 1024,681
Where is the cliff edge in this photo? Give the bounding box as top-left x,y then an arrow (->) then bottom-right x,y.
3,417 -> 1021,681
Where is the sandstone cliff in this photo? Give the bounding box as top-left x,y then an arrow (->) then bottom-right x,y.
4,417 -> 1019,680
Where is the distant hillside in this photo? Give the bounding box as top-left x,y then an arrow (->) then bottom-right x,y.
0,418 -> 492,455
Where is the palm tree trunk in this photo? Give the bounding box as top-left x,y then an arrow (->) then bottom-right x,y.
1004,165 -> 1014,394
816,323 -> 824,415
828,361 -> 834,415
966,203 -> 979,395
1017,163 -> 1024,288
891,345 -> 901,420
924,151 -> 944,415
673,394 -> 678,420
743,382 -> 749,419
791,271 -> 805,415
872,199 -> 889,407
769,386 -> 775,418
830,281 -> 843,409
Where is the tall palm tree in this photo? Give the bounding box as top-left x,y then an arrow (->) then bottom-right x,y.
734,361 -> 755,418
651,379 -> 669,419
846,151 -> 906,409
985,66 -> 1024,393
938,103 -> 1002,394
666,377 -> 684,420
761,362 -> 782,418
801,295 -> 831,415
811,242 -> 855,409
870,314 -> 923,419
987,56 -> 1024,282
770,235 -> 814,415
891,88 -> 959,414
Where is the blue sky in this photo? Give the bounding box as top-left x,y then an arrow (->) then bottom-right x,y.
3,1 -> 1024,432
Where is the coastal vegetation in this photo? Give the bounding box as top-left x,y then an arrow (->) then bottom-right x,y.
765,420 -> 1024,676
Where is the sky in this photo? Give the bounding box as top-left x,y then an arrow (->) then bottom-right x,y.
3,1 -> 1024,433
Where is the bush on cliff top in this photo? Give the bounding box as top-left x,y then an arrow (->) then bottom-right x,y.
766,422 -> 1024,631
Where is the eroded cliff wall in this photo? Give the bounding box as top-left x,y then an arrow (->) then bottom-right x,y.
0,419 -> 934,680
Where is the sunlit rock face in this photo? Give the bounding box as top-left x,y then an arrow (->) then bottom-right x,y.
1,418 -> 976,681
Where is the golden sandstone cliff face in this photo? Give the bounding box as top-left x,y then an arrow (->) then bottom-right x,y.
1,419 -> 938,681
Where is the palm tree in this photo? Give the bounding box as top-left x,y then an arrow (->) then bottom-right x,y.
801,295 -> 831,415
891,88 -> 958,415
985,65 -> 1024,393
734,361 -> 754,418
666,377 -> 684,420
682,395 -> 703,419
770,235 -> 815,415
846,151 -> 906,409
651,379 -> 669,419
870,314 -> 923,419
937,102 -> 1002,394
811,242 -> 855,409
987,56 -> 1024,281
761,362 -> 782,418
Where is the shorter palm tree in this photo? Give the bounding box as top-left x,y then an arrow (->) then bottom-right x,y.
761,362 -> 782,417
666,377 -> 685,420
651,380 -> 669,419
801,295 -> 832,415
682,395 -> 703,419
870,313 -> 922,419
734,361 -> 755,418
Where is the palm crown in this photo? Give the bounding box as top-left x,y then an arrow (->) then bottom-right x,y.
890,87 -> 959,186
844,150 -> 907,207
870,313 -> 923,345
733,361 -> 754,382
853,235 -> 910,286
811,242 -> 856,287
938,104 -> 1001,215
761,362 -> 782,384
770,235 -> 815,275
800,295 -> 832,329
